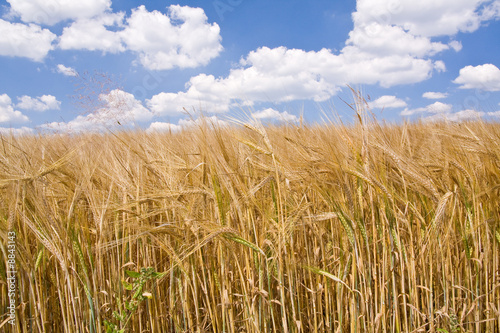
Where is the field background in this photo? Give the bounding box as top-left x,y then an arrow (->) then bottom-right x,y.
1,108 -> 500,332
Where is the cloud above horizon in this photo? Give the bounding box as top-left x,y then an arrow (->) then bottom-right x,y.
453,64 -> 500,91
1,0 -> 499,133
57,5 -> 222,70
422,91 -> 449,99
145,0 -> 498,115
6,0 -> 112,25
3,4 -> 223,71
368,95 -> 408,109
43,89 -> 153,132
252,108 -> 299,122
16,95 -> 61,112
0,94 -> 30,124
0,19 -> 56,61
56,64 -> 78,77
401,101 -> 453,116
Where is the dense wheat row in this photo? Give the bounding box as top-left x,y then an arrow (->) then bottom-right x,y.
1,112 -> 499,332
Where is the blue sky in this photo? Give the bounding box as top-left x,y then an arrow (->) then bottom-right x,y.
1,0 -> 500,134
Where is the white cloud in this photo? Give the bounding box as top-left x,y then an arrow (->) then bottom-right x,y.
147,121 -> 183,133
147,0 -> 499,113
147,45 -> 440,115
346,23 -> 449,57
252,108 -> 298,122
400,99 -> 486,121
43,89 -> 153,132
401,101 -> 452,116
353,0 -> 491,37
0,126 -> 33,136
0,94 -> 29,124
119,5 -> 223,70
57,5 -> 223,70
425,109 -> 485,122
341,48 -> 436,87
16,95 -> 61,111
368,95 -> 407,109
133,0 -> 500,117
147,74 -> 233,115
402,101 -> 485,122
426,101 -> 453,113
0,19 -> 56,61
6,0 -> 112,25
147,116 -> 228,133
339,0 -> 500,85
99,89 -> 153,122
42,114 -> 102,133
434,60 -> 446,72
179,116 -> 229,128
422,91 -> 449,99
58,12 -> 125,53
56,64 -> 78,77
400,108 -> 421,116
453,64 -> 500,91
449,41 -> 463,52
343,0 -> 499,102
234,47 -> 341,99
146,48 -> 338,115
487,110 -> 500,117
480,0 -> 500,21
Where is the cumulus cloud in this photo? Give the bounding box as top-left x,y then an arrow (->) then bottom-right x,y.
43,89 -> 153,132
487,110 -> 500,117
147,45 -> 440,115
147,122 -> 183,133
146,1 -> 500,114
480,0 -> 500,21
368,95 -> 407,109
180,116 -> 228,128
341,0 -> 497,93
56,64 -> 78,77
147,76 -> 231,115
119,5 -> 223,70
0,126 -> 33,136
425,109 -> 485,122
449,41 -> 463,52
346,23 -> 449,58
401,101 -> 485,122
252,108 -> 298,122
422,92 -> 448,99
0,94 -> 29,124
16,95 -> 61,111
6,0 -> 112,25
146,48 -> 336,115
147,116 -> 228,133
344,50 -> 436,87
432,60 -> 447,72
426,101 -> 454,113
42,114 -> 103,133
0,19 -> 56,61
99,89 -> 154,122
57,5 -> 223,70
58,12 -> 125,53
353,0 -> 493,37
233,47 -> 341,99
401,101 -> 452,116
3,0 -> 499,127
453,64 -> 500,91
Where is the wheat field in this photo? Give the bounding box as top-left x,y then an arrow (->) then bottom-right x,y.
1,106 -> 500,332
